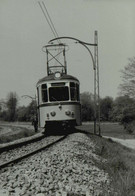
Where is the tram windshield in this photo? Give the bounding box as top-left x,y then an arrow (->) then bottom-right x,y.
49,87 -> 69,102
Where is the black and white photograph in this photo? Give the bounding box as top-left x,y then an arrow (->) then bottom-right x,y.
0,0 -> 135,195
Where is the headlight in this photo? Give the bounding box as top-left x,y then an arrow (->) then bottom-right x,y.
50,111 -> 56,116
65,110 -> 71,116
54,72 -> 61,79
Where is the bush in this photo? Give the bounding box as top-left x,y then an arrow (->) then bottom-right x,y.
123,121 -> 135,134
121,107 -> 135,134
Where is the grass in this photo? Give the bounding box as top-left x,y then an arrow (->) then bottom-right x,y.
77,122 -> 135,195
1,121 -> 134,144
0,123 -> 36,144
88,134 -> 135,196
78,122 -> 135,139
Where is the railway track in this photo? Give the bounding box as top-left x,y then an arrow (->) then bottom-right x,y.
0,133 -> 45,153
0,135 -> 67,170
0,132 -> 112,196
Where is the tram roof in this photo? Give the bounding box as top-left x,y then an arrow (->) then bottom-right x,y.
37,74 -> 79,85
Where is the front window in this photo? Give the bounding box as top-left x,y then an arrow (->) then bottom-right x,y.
49,87 -> 69,102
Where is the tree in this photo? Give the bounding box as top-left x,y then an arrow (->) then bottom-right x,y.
119,57 -> 135,98
80,92 -> 94,121
119,97 -> 135,133
17,106 -> 28,121
6,92 -> 18,121
100,96 -> 113,121
26,100 -> 37,121
0,100 -> 6,120
111,95 -> 135,124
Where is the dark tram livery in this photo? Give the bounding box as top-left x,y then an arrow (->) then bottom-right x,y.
36,44 -> 81,132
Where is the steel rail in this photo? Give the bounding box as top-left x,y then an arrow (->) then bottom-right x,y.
0,134 -> 45,153
0,135 -> 67,170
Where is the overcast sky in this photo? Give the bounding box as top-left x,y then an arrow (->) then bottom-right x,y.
0,0 -> 135,105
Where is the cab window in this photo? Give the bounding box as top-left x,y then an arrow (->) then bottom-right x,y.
49,87 -> 69,102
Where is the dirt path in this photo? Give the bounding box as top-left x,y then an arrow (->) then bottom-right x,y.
104,136 -> 135,150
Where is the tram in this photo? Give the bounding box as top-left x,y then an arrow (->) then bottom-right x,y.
36,44 -> 81,132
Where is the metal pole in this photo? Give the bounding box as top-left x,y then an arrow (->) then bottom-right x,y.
63,48 -> 67,74
94,32 -> 97,135
94,31 -> 101,136
96,31 -> 101,136
46,49 -> 49,75
94,68 -> 97,134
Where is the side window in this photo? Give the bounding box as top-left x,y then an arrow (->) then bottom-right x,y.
70,82 -> 80,101
37,87 -> 40,105
41,84 -> 48,102
70,82 -> 76,101
76,83 -> 80,101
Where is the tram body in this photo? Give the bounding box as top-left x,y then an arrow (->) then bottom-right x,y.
36,72 -> 81,131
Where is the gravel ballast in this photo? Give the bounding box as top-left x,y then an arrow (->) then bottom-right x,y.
0,136 -> 62,165
0,132 -> 111,196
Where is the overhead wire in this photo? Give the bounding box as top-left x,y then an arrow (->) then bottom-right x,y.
38,1 -> 60,44
38,1 -> 67,70
38,2 -> 57,40
42,1 -> 60,41
42,1 -> 61,64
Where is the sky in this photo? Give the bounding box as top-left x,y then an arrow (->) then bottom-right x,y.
0,0 -> 135,106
